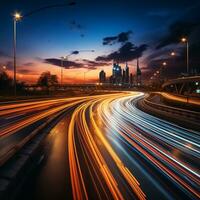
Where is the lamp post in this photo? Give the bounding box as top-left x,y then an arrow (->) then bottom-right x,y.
60,50 -> 95,85
170,51 -> 175,56
181,37 -> 189,74
161,62 -> 167,81
12,3 -> 76,95
2,66 -> 7,71
13,12 -> 22,96
60,56 -> 67,85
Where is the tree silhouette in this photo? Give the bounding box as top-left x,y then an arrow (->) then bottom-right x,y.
37,71 -> 58,94
0,71 -> 13,94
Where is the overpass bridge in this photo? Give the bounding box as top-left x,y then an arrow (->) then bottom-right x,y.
161,76 -> 200,106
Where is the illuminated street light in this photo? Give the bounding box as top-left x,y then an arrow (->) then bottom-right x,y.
12,3 -> 76,95
2,66 -> 7,70
181,37 -> 189,74
181,37 -> 187,43
13,12 -> 22,96
162,62 -> 167,66
14,12 -> 22,21
170,51 -> 175,56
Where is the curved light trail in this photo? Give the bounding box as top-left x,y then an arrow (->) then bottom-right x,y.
68,92 -> 200,200
0,92 -> 199,199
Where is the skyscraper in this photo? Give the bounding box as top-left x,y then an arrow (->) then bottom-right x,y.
122,69 -> 125,83
136,57 -> 142,85
99,70 -> 106,83
112,63 -> 122,84
130,73 -> 133,85
125,62 -> 129,84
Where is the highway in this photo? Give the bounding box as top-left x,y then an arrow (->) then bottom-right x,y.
0,92 -> 199,200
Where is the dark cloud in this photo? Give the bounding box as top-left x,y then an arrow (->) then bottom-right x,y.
82,59 -> 110,67
145,47 -> 182,62
155,4 -> 200,50
44,58 -> 108,70
144,3 -> 200,78
156,21 -> 199,49
103,31 -> 132,45
22,62 -> 35,67
44,58 -> 83,69
96,42 -> 148,62
18,69 -> 39,75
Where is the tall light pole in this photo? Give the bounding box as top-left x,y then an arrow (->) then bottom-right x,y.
84,70 -> 92,83
13,12 -> 22,96
161,61 -> 167,81
12,3 -> 76,95
63,49 -> 95,84
181,37 -> 189,75
60,56 -> 67,85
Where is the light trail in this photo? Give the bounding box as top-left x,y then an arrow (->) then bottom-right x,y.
1,92 -> 199,199
68,92 -> 200,199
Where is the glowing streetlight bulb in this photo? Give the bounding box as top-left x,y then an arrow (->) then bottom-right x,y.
162,62 -> 167,66
181,37 -> 187,43
171,51 -> 175,56
14,12 -> 22,21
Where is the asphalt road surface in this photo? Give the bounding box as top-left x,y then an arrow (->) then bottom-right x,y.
1,92 -> 199,200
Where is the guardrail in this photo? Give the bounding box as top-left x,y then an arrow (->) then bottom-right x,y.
160,92 -> 200,106
136,94 -> 200,131
144,98 -> 200,120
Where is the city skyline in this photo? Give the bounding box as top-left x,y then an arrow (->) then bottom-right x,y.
1,0 -> 200,84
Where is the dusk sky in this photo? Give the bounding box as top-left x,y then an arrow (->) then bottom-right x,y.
1,0 -> 200,83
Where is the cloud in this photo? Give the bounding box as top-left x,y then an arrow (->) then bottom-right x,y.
81,59 -> 110,67
44,58 -> 108,70
44,58 -> 83,69
96,42 -> 148,62
17,69 -> 39,75
103,31 -> 132,45
21,62 -> 35,67
156,21 -> 199,49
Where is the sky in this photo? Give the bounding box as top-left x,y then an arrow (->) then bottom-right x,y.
0,0 -> 200,83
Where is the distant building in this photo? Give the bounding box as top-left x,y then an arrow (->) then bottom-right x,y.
112,63 -> 122,84
122,69 -> 125,83
130,73 -> 133,85
100,61 -> 138,87
99,70 -> 106,83
125,62 -> 129,84
136,57 -> 142,85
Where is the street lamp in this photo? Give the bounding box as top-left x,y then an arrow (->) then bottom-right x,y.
11,3 -> 76,95
13,12 -> 22,96
2,66 -> 7,70
60,56 -> 67,85
60,49 -> 95,84
181,37 -> 189,74
162,62 -> 167,66
170,51 -> 175,56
